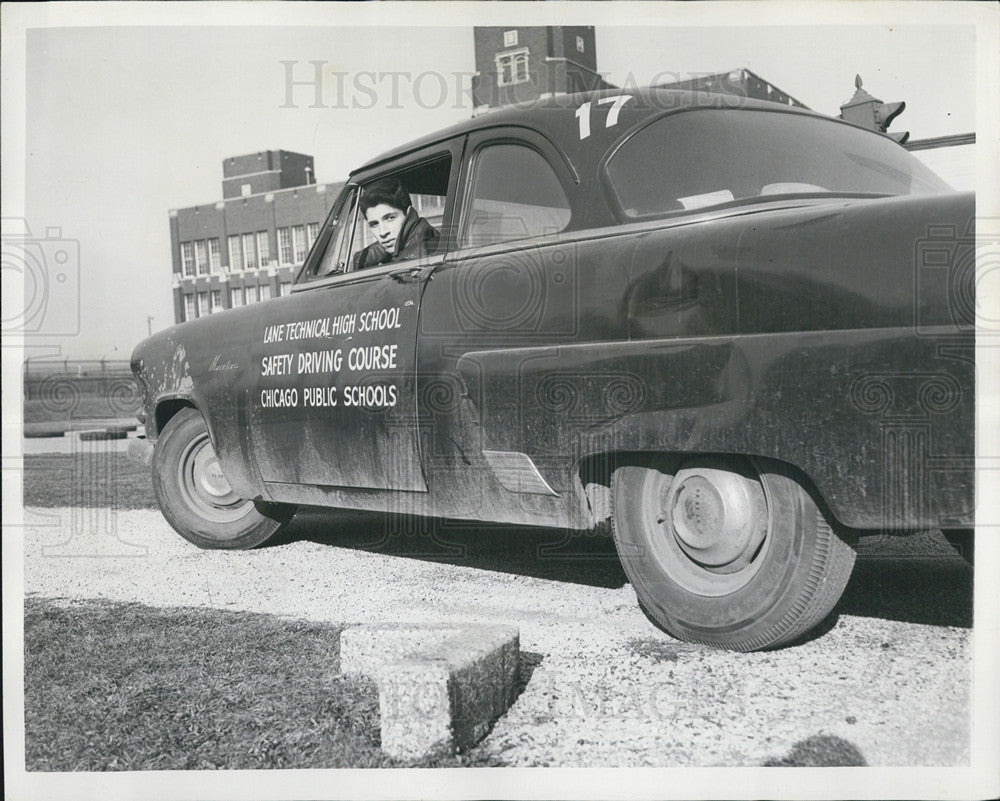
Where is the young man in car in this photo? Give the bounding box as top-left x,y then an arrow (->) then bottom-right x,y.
353,177 -> 440,269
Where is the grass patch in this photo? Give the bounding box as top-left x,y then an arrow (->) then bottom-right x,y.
25,597 -> 497,770
23,397 -> 141,424
23,454 -> 157,509
24,598 -> 380,769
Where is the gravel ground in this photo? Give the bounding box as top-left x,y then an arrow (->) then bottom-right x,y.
21,507 -> 973,767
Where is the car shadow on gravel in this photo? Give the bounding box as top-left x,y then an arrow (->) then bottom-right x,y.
788,543 -> 973,648
270,509 -> 629,589
273,513 -> 973,629
834,552 -> 972,629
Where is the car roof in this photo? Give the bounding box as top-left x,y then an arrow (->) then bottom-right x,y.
350,85 -> 825,177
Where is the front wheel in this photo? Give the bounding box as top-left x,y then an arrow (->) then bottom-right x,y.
611,457 -> 856,651
152,408 -> 295,549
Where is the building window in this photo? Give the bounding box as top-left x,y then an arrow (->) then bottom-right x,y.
496,49 -> 529,87
292,225 -> 308,263
210,289 -> 223,312
277,227 -> 293,264
279,281 -> 292,296
195,240 -> 209,275
184,294 -> 196,321
242,232 -> 258,271
197,292 -> 209,317
503,30 -> 518,47
256,231 -> 270,267
245,284 -> 259,304
208,238 -> 221,272
230,287 -> 244,307
181,242 -> 195,277
306,222 -> 319,249
576,35 -> 585,53
228,235 -> 242,273
259,283 -> 271,301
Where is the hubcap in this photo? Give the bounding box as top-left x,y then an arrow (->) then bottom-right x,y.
662,462 -> 767,576
178,434 -> 253,523
193,447 -> 234,499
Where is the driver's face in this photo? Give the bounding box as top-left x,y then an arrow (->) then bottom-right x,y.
364,203 -> 407,255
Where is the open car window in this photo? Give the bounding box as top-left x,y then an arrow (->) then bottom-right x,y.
349,154 -> 452,272
349,187 -> 448,269
297,153 -> 453,283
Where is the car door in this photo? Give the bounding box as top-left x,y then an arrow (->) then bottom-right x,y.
248,143 -> 461,493
415,128 -> 584,501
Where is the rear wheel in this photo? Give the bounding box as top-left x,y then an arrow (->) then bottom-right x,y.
152,408 -> 295,549
611,457 -> 856,651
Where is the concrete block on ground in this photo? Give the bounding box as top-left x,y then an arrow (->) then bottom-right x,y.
79,429 -> 127,441
340,623 -> 464,678
23,423 -> 68,438
340,623 -> 519,761
377,659 -> 453,760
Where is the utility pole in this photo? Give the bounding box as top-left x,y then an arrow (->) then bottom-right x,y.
146,315 -> 154,336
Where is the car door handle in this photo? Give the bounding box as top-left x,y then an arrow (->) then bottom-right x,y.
388,266 -> 434,283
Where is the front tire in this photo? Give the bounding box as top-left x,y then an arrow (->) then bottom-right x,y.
611,457 -> 856,651
152,408 -> 295,549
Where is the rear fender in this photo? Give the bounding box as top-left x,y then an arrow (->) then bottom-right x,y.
457,328 -> 973,530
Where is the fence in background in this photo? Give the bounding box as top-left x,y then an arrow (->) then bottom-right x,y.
23,359 -> 138,402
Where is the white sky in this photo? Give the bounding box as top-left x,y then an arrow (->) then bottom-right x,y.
4,5 -> 991,360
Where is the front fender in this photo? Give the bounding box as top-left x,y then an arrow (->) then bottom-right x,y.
130,309 -> 267,502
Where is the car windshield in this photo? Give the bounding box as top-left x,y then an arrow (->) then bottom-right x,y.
605,108 -> 952,219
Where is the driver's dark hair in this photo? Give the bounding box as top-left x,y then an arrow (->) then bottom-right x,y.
360,178 -> 412,216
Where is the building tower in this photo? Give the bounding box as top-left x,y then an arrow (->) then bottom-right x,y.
471,26 -> 614,114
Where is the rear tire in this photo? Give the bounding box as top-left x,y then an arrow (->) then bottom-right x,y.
152,408 -> 295,549
611,457 -> 856,651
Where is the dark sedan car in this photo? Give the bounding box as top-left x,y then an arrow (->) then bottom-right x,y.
132,87 -> 974,651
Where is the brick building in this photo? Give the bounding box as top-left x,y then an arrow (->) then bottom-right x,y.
472,26 -> 615,114
170,150 -> 343,323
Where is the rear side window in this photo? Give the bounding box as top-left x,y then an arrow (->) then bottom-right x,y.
461,144 -> 571,247
605,108 -> 951,219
